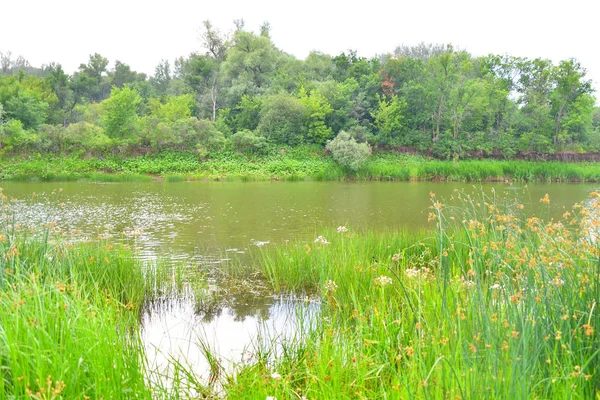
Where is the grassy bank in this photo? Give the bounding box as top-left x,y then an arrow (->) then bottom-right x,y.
4,150 -> 600,183
217,189 -> 600,399
0,191 -> 212,398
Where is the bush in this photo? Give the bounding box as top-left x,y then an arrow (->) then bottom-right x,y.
139,117 -> 226,151
257,93 -> 307,146
325,130 -> 371,170
0,119 -> 37,153
231,129 -> 267,153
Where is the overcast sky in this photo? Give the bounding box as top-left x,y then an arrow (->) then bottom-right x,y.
1,0 -> 598,92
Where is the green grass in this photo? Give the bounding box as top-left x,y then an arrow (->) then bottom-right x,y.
5,150 -> 600,183
0,192 -> 212,398
216,189 -> 600,399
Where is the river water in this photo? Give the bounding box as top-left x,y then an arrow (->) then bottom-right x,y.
1,181 -> 597,382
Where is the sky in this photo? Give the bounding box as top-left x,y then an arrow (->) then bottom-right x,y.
1,0 -> 599,93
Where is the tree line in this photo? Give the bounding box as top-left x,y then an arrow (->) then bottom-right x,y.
1,21 -> 599,159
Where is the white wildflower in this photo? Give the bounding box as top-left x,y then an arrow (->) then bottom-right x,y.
462,280 -> 476,288
405,268 -> 421,278
392,253 -> 402,263
324,280 -> 338,293
337,226 -> 348,233
270,372 -> 282,380
374,275 -> 393,287
314,235 -> 330,245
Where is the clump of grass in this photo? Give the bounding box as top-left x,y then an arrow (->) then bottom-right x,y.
224,189 -> 600,399
0,190 -> 206,398
0,212 -> 151,397
165,174 -> 187,183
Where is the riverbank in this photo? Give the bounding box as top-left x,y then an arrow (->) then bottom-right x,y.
217,190 -> 600,399
0,191 -> 210,398
3,150 -> 600,183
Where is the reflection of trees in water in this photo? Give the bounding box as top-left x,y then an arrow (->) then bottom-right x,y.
195,288 -> 274,323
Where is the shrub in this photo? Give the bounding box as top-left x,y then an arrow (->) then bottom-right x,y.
231,129 -> 266,153
325,130 -> 371,170
257,93 -> 307,146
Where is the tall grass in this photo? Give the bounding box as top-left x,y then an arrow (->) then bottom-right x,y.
0,190 -> 208,398
222,189 -> 600,399
5,151 -> 600,183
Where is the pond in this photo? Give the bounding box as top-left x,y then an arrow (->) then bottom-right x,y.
2,180 -> 597,382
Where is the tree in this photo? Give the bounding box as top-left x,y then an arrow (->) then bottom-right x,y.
197,20 -> 229,121
109,61 -> 146,88
44,63 -> 70,124
550,59 -> 594,145
151,59 -> 172,95
257,93 -> 306,145
231,95 -> 261,131
101,86 -> 141,139
299,87 -> 333,145
372,95 -> 407,144
222,29 -> 283,102
147,94 -> 194,122
77,53 -> 109,102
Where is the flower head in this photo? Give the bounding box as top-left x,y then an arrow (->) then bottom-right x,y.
314,235 -> 330,245
324,280 -> 338,293
374,275 -> 393,287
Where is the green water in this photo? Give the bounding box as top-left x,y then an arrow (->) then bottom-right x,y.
2,181 -> 596,262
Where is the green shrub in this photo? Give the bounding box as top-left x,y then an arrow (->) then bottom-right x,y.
231,129 -> 266,153
325,130 -> 371,170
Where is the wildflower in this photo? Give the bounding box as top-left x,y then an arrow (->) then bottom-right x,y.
324,280 -> 338,293
374,275 -> 393,287
254,240 -> 270,247
405,268 -> 420,278
462,280 -> 476,288
540,194 -> 551,205
336,226 -> 348,233
392,253 -> 402,263
314,235 -> 330,245
489,283 -> 502,290
271,372 -> 282,381
552,276 -> 565,287
583,324 -> 594,336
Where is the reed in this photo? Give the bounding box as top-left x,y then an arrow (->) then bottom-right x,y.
222,188 -> 600,399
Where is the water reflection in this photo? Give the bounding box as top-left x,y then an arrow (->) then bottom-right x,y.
142,295 -> 319,387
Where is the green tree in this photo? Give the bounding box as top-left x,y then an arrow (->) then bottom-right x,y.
372,95 -> 407,144
550,59 -> 594,145
299,87 -> 333,144
257,93 -> 306,146
231,95 -> 261,131
222,29 -> 283,102
101,86 -> 141,139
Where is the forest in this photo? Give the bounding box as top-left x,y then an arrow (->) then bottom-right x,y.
1,21 -> 599,162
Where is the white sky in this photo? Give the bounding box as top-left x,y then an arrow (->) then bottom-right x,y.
1,0 -> 599,94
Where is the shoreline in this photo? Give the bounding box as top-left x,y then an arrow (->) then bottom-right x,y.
3,151 -> 600,183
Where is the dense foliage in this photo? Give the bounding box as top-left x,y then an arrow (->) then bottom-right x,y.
1,24 -> 599,162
